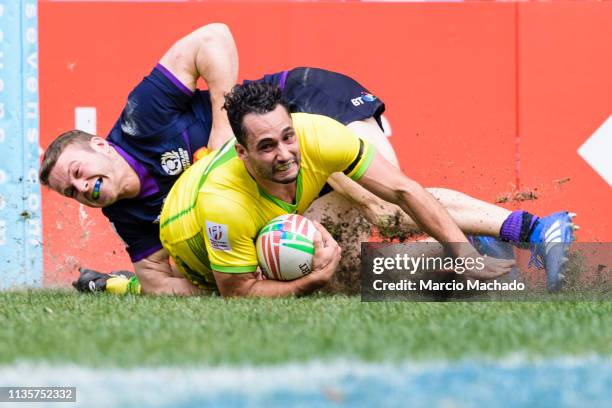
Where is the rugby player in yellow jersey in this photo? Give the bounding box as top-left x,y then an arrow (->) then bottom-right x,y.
159,83 -> 516,297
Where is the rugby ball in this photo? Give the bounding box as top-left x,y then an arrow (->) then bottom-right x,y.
256,214 -> 317,281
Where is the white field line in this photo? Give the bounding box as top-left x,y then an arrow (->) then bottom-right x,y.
0,355 -> 609,407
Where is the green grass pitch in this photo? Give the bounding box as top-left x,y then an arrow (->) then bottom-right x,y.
1,290 -> 610,367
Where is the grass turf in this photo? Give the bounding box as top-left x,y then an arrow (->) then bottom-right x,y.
0,290 -> 610,367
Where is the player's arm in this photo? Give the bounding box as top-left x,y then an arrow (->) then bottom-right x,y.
134,249 -> 206,296
212,222 -> 341,298
307,115 -> 513,279
159,23 -> 238,150
325,172 -> 404,227
355,153 -> 513,278
358,153 -> 468,245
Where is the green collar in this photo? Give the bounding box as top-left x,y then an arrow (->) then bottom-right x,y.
257,170 -> 303,213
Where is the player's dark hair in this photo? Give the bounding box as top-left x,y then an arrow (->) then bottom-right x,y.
223,82 -> 291,146
39,130 -> 95,186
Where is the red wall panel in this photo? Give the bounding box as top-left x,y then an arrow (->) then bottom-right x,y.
519,2 -> 612,242
39,1 -> 611,284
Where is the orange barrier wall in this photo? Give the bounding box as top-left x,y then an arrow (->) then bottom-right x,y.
39,1 -> 612,284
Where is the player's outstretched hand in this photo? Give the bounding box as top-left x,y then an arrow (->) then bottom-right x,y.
72,268 -> 135,293
310,221 -> 342,285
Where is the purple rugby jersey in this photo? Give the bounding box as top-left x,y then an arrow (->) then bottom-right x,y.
102,65 -> 214,262
101,65 -> 384,262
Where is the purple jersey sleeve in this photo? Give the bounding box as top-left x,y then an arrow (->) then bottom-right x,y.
118,64 -> 194,139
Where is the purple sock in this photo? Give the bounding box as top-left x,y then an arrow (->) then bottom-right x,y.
500,211 -> 539,243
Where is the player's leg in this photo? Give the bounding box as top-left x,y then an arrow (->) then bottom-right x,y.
347,116 -> 399,167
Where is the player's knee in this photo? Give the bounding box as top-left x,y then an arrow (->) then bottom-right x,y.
347,118 -> 399,167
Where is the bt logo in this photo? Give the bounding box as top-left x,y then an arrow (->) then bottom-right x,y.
351,92 -> 377,107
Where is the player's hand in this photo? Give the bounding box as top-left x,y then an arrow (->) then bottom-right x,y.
72,268 -> 135,293
310,221 -> 341,285
461,251 -> 515,280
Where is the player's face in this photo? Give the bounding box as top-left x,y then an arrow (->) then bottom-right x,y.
47,139 -> 121,208
239,104 -> 301,184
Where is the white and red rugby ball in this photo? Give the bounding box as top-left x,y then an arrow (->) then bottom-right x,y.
256,214 -> 317,281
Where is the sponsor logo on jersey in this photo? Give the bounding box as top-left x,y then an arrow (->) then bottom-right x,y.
205,221 -> 231,251
160,148 -> 191,175
350,92 -> 377,107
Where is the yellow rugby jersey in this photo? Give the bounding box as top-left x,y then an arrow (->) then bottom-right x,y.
160,113 -> 376,286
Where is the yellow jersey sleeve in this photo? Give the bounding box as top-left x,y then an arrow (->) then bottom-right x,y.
293,113 -> 376,181
200,194 -> 260,273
